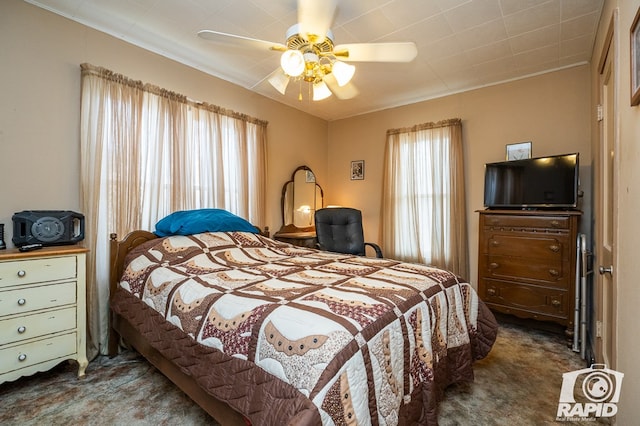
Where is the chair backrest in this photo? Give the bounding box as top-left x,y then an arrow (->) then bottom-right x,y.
314,207 -> 366,256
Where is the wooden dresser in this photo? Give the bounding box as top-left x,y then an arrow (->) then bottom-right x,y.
0,246 -> 89,383
477,210 -> 581,335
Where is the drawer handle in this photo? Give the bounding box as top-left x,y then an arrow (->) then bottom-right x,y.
548,244 -> 560,253
489,262 -> 499,269
548,269 -> 560,277
490,240 -> 500,247
18,353 -> 27,362
17,326 -> 26,334
550,220 -> 560,227
551,299 -> 561,307
17,270 -> 26,278
486,288 -> 497,296
17,298 -> 26,306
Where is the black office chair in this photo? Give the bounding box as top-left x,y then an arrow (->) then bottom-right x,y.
314,207 -> 383,258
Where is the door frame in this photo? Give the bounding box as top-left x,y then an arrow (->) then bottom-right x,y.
594,11 -> 619,368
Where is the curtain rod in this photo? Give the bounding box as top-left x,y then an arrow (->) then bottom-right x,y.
80,63 -> 268,127
386,118 -> 461,136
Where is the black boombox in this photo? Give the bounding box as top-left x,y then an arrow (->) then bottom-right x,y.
12,210 -> 85,247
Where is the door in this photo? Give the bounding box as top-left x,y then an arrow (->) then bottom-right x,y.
595,14 -> 618,368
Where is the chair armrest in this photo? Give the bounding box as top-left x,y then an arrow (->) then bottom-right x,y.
365,242 -> 383,258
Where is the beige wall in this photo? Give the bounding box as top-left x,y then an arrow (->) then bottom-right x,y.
0,0 -> 327,245
328,66 -> 592,288
592,0 -> 640,422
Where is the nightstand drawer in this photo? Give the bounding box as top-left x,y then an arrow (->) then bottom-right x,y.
0,307 -> 76,345
0,332 -> 76,375
0,282 -> 76,316
0,256 -> 77,289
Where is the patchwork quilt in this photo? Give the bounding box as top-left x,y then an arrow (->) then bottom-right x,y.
111,231 -> 498,425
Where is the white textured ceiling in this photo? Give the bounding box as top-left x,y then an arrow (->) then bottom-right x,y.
26,0 -> 604,121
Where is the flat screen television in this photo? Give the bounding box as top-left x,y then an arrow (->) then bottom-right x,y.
483,153 -> 579,209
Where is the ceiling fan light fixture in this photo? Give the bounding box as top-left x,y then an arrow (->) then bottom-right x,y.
303,51 -> 320,69
312,80 -> 332,101
199,1 -> 418,103
332,60 -> 355,86
268,71 -> 290,95
281,50 -> 305,76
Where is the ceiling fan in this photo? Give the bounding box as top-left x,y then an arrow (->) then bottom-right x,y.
197,0 -> 418,101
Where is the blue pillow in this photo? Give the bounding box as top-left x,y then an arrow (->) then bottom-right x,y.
154,209 -> 258,237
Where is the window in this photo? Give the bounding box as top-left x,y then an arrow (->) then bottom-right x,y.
382,118 -> 468,277
79,64 -> 267,355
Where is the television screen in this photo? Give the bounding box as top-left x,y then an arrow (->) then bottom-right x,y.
484,153 -> 579,209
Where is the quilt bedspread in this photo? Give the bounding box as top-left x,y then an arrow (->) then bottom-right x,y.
112,231 -> 498,425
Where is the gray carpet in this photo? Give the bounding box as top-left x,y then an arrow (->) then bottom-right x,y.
438,322 -> 610,426
0,322 -> 611,425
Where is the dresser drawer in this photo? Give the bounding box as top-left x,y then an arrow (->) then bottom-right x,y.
0,282 -> 76,316
0,332 -> 77,375
482,214 -> 570,230
479,279 -> 568,320
0,256 -> 77,289
0,307 -> 76,345
480,255 -> 570,288
485,234 -> 570,260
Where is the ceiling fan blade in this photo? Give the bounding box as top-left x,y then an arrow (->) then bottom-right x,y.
333,42 -> 418,62
297,0 -> 337,43
197,30 -> 286,51
324,74 -> 359,100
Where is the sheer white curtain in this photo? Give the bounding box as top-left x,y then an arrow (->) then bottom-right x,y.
382,118 -> 468,278
80,64 -> 267,357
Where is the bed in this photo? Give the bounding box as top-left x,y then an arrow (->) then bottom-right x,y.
109,219 -> 498,425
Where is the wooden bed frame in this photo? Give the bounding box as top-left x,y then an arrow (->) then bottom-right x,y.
108,231 -> 248,426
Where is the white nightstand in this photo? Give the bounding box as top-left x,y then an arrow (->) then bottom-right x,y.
0,245 -> 89,383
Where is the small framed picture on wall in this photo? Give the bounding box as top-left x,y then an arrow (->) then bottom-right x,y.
506,141 -> 532,161
350,160 -> 364,180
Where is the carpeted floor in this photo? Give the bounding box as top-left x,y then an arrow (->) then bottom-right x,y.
437,321 -> 611,426
0,321 -> 612,425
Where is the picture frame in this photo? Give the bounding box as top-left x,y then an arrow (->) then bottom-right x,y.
631,6 -> 640,106
506,141 -> 532,161
350,160 -> 364,180
305,169 -> 316,183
